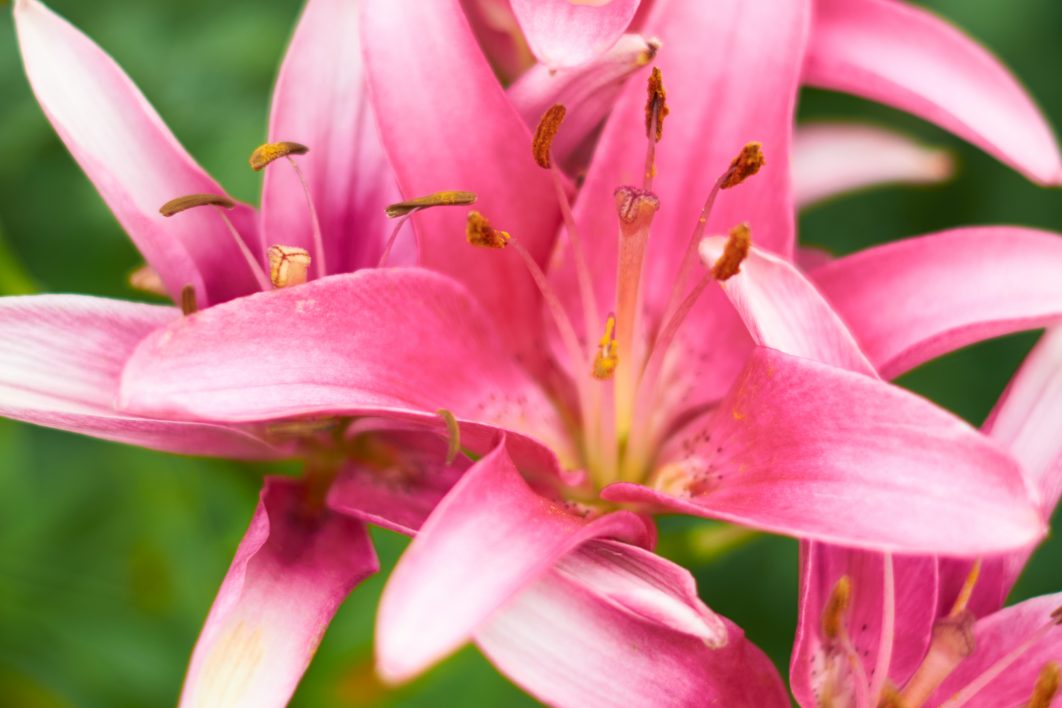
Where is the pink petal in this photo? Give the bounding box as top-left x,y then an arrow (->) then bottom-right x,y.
929,593 -> 1062,706
510,0 -> 641,69
508,33 -> 657,172
811,227 -> 1062,379
375,440 -> 651,683
791,545 -> 937,706
13,0 -> 261,307
0,294 -> 276,458
360,0 -> 561,357
700,237 -> 876,376
262,0 -> 398,275
460,0 -> 535,84
792,122 -> 953,207
804,0 -> 1062,185
477,541 -> 788,707
603,347 -> 1044,555
180,477 -> 378,708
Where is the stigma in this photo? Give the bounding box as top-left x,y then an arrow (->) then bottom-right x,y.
593,313 -> 619,380
249,141 -> 309,171
466,211 -> 511,249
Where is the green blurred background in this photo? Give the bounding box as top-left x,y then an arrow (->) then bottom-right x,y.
0,1 -> 1059,705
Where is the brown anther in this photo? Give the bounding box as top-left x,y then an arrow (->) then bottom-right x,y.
533,104 -> 567,169
436,409 -> 461,465
1029,662 -> 1061,708
466,211 -> 510,249
385,191 -> 478,218
249,141 -> 309,171
720,142 -> 765,189
267,245 -> 312,288
822,575 -> 852,642
644,66 -> 669,143
128,265 -> 167,296
159,193 -> 235,217
592,313 -> 618,380
711,223 -> 751,280
180,285 -> 197,315
614,186 -> 660,225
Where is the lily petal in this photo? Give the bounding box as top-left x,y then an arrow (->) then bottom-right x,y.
510,0 -> 640,69
477,541 -> 788,707
180,477 -> 378,708
14,0 -> 261,306
376,440 -> 650,683
360,0 -> 560,356
262,0 -> 397,274
811,227 -> 1062,379
603,347 -> 1044,555
804,0 -> 1062,184
792,122 -> 952,208
0,294 -> 276,458
460,0 -> 535,84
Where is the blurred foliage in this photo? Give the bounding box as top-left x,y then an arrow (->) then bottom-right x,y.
0,0 -> 1059,705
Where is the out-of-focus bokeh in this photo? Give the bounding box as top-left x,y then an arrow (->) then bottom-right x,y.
0,1 -> 1059,705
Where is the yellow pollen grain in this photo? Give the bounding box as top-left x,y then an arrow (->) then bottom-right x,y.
592,313 -> 618,380
712,223 -> 752,281
533,104 -> 567,169
159,193 -> 235,217
385,191 -> 478,218
644,66 -> 669,143
249,141 -> 309,171
1029,662 -> 1060,708
466,211 -> 510,249
721,141 -> 765,189
180,285 -> 197,316
822,575 -> 852,642
267,245 -> 312,288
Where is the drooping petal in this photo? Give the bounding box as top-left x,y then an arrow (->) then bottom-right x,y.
180,477 -> 378,708
792,122 -> 952,208
791,545 -> 937,707
509,0 -> 640,69
928,593 -> 1062,707
360,0 -> 561,357
375,440 -> 650,683
603,347 -> 1044,555
0,294 -> 276,459
13,0 -> 261,306
262,0 -> 398,275
508,33 -> 657,172
811,227 -> 1062,379
477,541 -> 788,707
804,0 -> 1062,185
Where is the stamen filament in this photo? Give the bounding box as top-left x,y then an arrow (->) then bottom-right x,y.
551,163 -> 600,350
949,560 -> 982,618
869,554 -> 897,704
378,212 -> 413,267
213,206 -> 272,291
285,156 -> 328,279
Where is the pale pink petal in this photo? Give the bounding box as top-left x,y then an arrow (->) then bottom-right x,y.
180,477 -> 378,708
509,33 -> 657,172
510,0 -> 640,69
375,440 -> 651,683
791,545 -> 937,706
0,294 -> 276,458
603,347 -> 1044,555
460,0 -> 535,84
262,0 -> 398,275
701,237 -> 876,376
792,122 -> 953,207
360,0 -> 561,357
477,541 -> 788,707
811,227 -> 1062,379
804,0 -> 1062,185
13,0 -> 261,306
928,593 -> 1062,706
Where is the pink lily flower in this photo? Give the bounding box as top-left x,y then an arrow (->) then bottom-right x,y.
5,0 -> 1061,705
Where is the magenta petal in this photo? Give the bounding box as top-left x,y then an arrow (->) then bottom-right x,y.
180,477 -> 378,708
459,0 -> 535,84
262,0 -> 397,274
792,123 -> 952,207
0,295 -> 276,458
14,0 -> 261,306
812,227 -> 1062,379
360,0 -> 560,355
928,593 -> 1062,706
375,440 -> 650,683
477,541 -> 788,707
805,0 -> 1061,184
510,0 -> 640,69
604,347 -> 1044,555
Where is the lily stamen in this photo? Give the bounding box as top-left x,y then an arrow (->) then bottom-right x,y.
180,284 -> 197,316
592,313 -> 618,380
128,264 -> 166,296
1028,662 -> 1060,708
267,245 -> 312,288
379,191 -> 478,267
819,575 -> 872,708
643,66 -> 669,190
